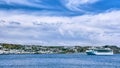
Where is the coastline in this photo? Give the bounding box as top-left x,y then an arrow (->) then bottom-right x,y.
0,43 -> 120,55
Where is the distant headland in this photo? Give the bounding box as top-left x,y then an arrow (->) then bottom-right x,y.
0,43 -> 120,54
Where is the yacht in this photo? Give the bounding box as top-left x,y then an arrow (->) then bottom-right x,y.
86,47 -> 113,55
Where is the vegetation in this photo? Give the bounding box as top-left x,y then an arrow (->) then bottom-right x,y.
0,43 -> 120,54
1,43 -> 24,50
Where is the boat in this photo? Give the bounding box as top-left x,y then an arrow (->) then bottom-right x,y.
86,47 -> 113,55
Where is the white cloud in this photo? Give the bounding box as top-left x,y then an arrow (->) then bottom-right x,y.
0,10 -> 120,46
0,11 -> 71,26
4,0 -> 29,4
0,0 -> 33,6
0,0 -> 53,9
63,0 -> 99,11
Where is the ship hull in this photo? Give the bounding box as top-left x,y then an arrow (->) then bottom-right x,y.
86,51 -> 113,55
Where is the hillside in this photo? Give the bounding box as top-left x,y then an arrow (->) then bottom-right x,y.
0,43 -> 120,54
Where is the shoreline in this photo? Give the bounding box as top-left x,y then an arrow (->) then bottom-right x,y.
0,43 -> 120,54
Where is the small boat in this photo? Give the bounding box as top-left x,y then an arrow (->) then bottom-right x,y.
86,47 -> 113,55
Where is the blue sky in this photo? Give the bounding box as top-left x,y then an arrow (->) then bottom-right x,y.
0,0 -> 120,46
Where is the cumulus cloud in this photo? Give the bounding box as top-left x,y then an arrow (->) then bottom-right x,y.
0,10 -> 120,46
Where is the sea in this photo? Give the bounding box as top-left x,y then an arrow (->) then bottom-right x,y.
0,54 -> 119,68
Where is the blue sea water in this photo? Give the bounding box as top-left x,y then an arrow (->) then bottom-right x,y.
0,54 -> 119,68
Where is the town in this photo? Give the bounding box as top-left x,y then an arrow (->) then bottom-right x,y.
0,43 -> 120,54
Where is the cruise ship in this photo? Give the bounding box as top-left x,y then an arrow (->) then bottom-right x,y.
86,47 -> 113,55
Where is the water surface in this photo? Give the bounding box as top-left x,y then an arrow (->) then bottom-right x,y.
0,54 -> 119,68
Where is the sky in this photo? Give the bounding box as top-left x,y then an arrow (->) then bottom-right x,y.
0,0 -> 120,46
